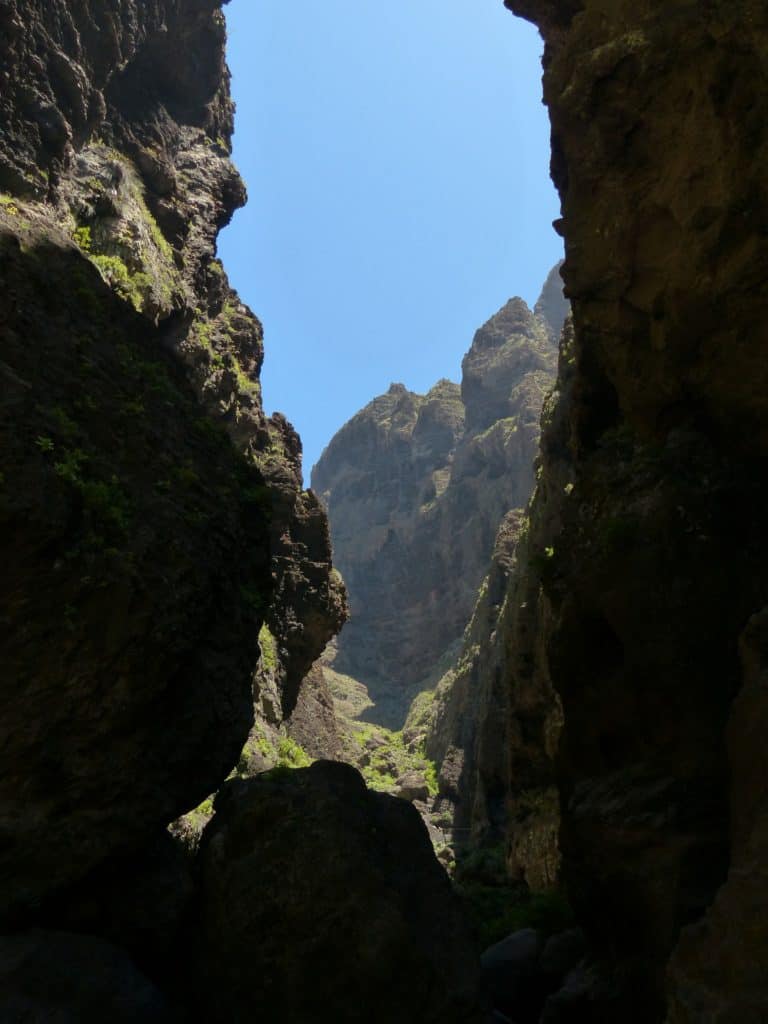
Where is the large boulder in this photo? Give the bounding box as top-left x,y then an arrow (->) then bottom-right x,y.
481,927 -> 588,1023
481,928 -> 543,1017
194,760 -> 483,1023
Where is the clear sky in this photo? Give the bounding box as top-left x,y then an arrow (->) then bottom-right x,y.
218,0 -> 562,480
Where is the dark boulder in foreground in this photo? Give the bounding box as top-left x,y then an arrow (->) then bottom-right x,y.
481,926 -> 587,1023
195,760 -> 483,1023
0,930 -> 174,1023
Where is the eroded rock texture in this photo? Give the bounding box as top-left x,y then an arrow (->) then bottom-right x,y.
313,281 -> 563,724
498,1 -> 768,1019
195,761 -> 483,1024
0,0 -> 343,921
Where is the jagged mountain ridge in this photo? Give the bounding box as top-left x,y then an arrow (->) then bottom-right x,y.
313,271 -> 565,725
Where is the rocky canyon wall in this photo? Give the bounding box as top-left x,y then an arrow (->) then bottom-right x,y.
0,2 -> 346,916
0,5 -> 482,1021
495,1 -> 768,1020
314,277 -> 565,726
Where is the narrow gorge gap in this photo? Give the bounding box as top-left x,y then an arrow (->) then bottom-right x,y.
1,1 -> 762,1022
205,0 -> 569,955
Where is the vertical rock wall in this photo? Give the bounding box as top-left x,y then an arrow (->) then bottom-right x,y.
0,0 -> 344,919
500,1 -> 768,1019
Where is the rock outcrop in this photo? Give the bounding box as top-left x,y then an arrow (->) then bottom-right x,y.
489,2 -> 768,1020
194,761 -> 483,1024
0,0 -> 344,931
0,211 -> 270,917
313,281 -> 563,724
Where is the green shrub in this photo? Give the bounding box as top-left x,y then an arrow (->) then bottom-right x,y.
276,737 -> 311,768
53,449 -> 130,532
455,843 -> 508,886
90,254 -> 150,312
73,225 -> 92,252
0,194 -> 19,215
258,623 -> 278,671
361,764 -> 396,791
92,253 -> 130,285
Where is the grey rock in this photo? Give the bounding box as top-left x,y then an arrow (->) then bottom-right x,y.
539,967 -> 597,1023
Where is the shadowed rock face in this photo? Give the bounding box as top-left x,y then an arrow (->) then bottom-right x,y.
0,0 -> 344,920
194,761 -> 483,1024
495,1 -> 768,1019
0,930 -> 174,1023
665,609 -> 768,1023
0,232 -> 270,918
313,280 -> 562,724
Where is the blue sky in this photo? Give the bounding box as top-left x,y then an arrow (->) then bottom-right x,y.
218,0 -> 562,479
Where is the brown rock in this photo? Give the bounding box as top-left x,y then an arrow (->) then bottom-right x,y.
0,234 -> 269,917
286,663 -> 343,760
34,831 -> 194,987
